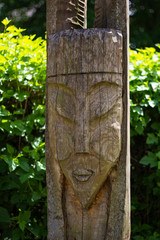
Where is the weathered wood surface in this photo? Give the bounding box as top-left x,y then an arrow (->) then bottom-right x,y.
48,29 -> 122,76
94,1 -> 130,239
46,29 -> 128,240
46,1 -> 130,239
47,0 -> 87,35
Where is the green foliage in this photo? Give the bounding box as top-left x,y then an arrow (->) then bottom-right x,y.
130,47 -> 160,239
0,19 -> 47,239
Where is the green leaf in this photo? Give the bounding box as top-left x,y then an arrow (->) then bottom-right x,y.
150,82 -> 160,91
0,55 -> 7,63
151,122 -> 160,130
34,117 -> 45,126
0,120 -> 11,132
31,137 -> 42,149
2,18 -> 11,26
133,106 -> 143,115
19,159 -> 30,172
14,92 -> 29,102
18,211 -> 31,231
13,109 -> 25,115
0,207 -> 10,223
30,150 -> 40,160
19,220 -> 26,231
36,161 -> 45,171
23,211 -> 31,221
148,100 -> 156,108
131,205 -> 136,211
12,228 -> 22,240
7,144 -> 15,155
156,152 -> 160,159
32,192 -> 41,201
135,121 -> 144,134
22,146 -> 30,153
3,90 -> 14,99
0,105 -> 10,116
137,85 -> 149,91
1,154 -> 17,172
19,172 -> 33,183
140,152 -> 157,168
11,120 -> 25,132
146,133 -> 158,144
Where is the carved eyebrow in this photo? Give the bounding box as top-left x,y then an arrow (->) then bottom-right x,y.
50,83 -> 76,97
87,81 -> 120,95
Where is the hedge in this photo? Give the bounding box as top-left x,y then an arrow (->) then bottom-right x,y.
0,19 -> 46,240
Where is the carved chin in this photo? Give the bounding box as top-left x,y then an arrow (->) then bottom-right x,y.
59,154 -> 118,209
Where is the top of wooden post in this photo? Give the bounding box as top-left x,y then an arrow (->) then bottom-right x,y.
47,28 -> 122,76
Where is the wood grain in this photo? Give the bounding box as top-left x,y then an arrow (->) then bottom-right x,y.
46,29 -> 126,239
47,0 -> 87,35
46,0 -> 130,239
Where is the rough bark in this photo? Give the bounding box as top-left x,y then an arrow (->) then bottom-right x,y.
46,1 -> 130,239
47,0 -> 87,35
94,1 -> 130,239
46,29 -> 127,240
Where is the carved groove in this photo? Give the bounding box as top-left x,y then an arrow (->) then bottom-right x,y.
68,0 -> 87,28
94,0 -> 109,28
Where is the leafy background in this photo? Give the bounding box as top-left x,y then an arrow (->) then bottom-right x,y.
130,47 -> 160,240
0,19 -> 46,239
0,1 -> 160,239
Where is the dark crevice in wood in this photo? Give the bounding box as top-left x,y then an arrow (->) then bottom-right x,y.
98,85 -> 102,173
63,177 -> 68,240
48,72 -> 122,78
94,0 -> 110,28
81,208 -> 84,240
104,173 -> 113,240
54,81 -> 60,160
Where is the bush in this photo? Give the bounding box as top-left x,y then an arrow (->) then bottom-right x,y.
130,47 -> 160,239
0,19 -> 47,239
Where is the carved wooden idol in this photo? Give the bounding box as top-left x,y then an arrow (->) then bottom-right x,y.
46,1 -> 130,240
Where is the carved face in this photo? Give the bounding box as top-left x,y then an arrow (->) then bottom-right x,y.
48,73 -> 122,208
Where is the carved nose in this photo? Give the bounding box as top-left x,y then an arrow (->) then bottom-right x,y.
75,104 -> 89,153
75,128 -> 89,153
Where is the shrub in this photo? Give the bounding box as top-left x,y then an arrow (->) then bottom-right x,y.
0,19 -> 47,239
130,47 -> 160,239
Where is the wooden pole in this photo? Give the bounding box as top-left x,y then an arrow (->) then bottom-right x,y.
46,1 -> 130,239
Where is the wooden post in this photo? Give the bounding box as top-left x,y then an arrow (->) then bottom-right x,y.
46,1 -> 130,240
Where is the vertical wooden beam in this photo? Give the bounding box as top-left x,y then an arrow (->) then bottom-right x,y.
46,0 -> 130,239
95,0 -> 130,239
46,1 -> 87,239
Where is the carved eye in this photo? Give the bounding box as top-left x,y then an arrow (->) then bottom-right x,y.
88,83 -> 121,121
56,88 -> 76,122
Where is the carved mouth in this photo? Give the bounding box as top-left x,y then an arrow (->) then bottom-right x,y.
72,169 -> 93,182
